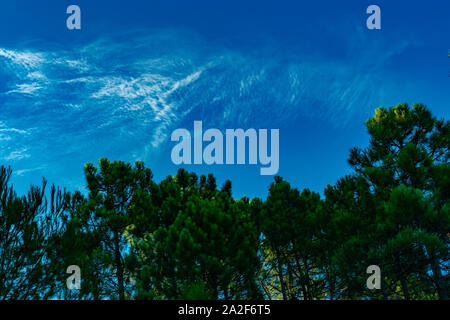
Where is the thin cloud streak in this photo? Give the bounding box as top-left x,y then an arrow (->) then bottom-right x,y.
0,29 -> 413,179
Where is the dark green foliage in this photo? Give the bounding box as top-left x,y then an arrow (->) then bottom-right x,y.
61,159 -> 155,300
0,166 -> 68,299
0,103 -> 448,300
130,169 -> 262,299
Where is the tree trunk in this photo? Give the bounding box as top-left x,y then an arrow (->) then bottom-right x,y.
113,230 -> 125,300
325,267 -> 335,300
303,257 -> 313,300
399,275 -> 410,300
275,248 -> 288,300
430,254 -> 448,300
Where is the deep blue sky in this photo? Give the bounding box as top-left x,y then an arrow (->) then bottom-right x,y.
0,0 -> 449,199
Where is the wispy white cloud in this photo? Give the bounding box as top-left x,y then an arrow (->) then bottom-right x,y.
3,148 -> 30,161
13,166 -> 45,177
0,29 -> 414,187
0,48 -> 45,70
0,122 -> 28,142
6,83 -> 43,95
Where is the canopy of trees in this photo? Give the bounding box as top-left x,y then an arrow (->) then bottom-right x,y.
0,103 -> 448,300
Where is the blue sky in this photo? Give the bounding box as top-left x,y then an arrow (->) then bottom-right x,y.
0,0 -> 449,198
